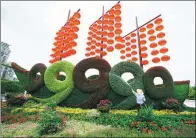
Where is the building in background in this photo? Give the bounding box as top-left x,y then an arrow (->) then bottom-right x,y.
1,41 -> 17,80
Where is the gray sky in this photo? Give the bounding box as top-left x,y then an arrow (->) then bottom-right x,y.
1,1 -> 195,86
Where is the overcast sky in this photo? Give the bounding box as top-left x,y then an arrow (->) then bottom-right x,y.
1,1 -> 195,86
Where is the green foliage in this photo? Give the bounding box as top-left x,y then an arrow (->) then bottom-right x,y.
136,105 -> 154,122
7,96 -> 27,107
1,78 -> 25,96
144,66 -> 174,99
26,63 -> 46,92
109,61 -> 144,109
73,57 -> 111,108
36,103 -> 65,135
188,86 -> 196,99
162,98 -> 183,113
174,83 -> 189,104
32,60 -> 74,104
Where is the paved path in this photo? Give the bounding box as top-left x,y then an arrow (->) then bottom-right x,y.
184,99 -> 195,108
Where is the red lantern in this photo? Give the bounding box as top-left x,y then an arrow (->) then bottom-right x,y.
107,39 -> 114,45
152,57 -> 160,63
91,45 -> 96,49
141,53 -> 148,58
108,32 -> 115,38
126,53 -> 131,57
161,55 -> 170,61
101,43 -> 107,49
141,46 -> 147,51
155,18 -> 162,24
125,42 -> 131,46
140,33 -> 146,39
73,12 -> 81,19
139,27 -> 146,33
160,47 -> 168,53
131,51 -> 137,55
72,26 -> 79,32
85,53 -> 90,57
115,16 -> 121,22
156,25 -> 164,31
115,3 -> 121,9
147,29 -> 155,35
95,49 -> 101,53
146,23 -> 154,29
131,44 -> 137,49
150,42 -> 157,48
70,49 -> 76,55
151,50 -> 159,56
108,26 -> 114,31
125,36 -> 130,40
115,29 -> 122,35
115,23 -> 122,28
115,43 -> 123,50
132,57 -> 138,62
157,32 -> 165,38
69,41 -> 77,47
100,51 -> 107,57
125,47 -> 131,51
120,49 -> 125,54
107,46 -> 114,52
148,35 -> 156,41
158,39 -> 167,46
86,47 -> 91,51
130,33 -> 136,37
120,55 -> 126,60
131,39 -> 136,43
90,51 -> 95,55
142,60 -> 149,65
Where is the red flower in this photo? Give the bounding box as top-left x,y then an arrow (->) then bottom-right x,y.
162,127 -> 166,131
142,128 -> 147,133
147,129 -> 151,133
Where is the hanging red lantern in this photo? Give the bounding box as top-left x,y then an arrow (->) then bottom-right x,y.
126,47 -> 131,51
91,45 -> 96,49
101,37 -> 108,42
107,39 -> 114,45
131,51 -> 137,55
92,24 -> 97,28
96,31 -> 102,35
106,46 -> 114,52
104,14 -> 109,19
114,10 -> 121,15
92,34 -> 97,38
96,36 -> 101,41
103,25 -> 108,30
146,23 -> 154,29
87,37 -> 92,41
142,60 -> 149,65
140,33 -> 146,39
115,3 -> 121,9
125,42 -> 131,46
150,42 -> 157,48
157,32 -> 165,38
132,57 -> 138,62
95,49 -> 101,53
73,19 -> 80,25
96,42 -> 101,47
139,27 -> 146,33
97,25 -> 102,30
115,29 -> 122,35
71,33 -> 78,39
140,40 -> 147,45
115,16 -> 121,22
141,46 -> 147,51
88,31 -> 93,35
72,26 -> 79,32
115,43 -> 123,50
148,35 -> 156,41
155,18 -> 162,24
100,51 -> 107,57
130,33 -> 136,37
108,32 -> 115,38
115,23 -> 122,28
115,36 -> 122,42
69,41 -> 77,47
147,29 -> 155,35
160,47 -> 168,53
131,44 -> 137,49
86,47 -> 91,51
108,26 -> 114,31
141,53 -> 148,58
97,20 -> 102,24
102,31 -> 108,36
85,53 -> 90,57
109,9 -> 115,14
120,55 -> 126,60
161,55 -> 170,61
158,39 -> 167,46
90,51 -> 95,55
92,28 -> 97,33
120,49 -> 125,54
70,49 -> 76,55
125,36 -> 130,40
151,50 -> 159,56
152,57 -> 160,63
91,40 -> 96,44
108,19 -> 114,25
131,39 -> 136,43
73,12 -> 81,19
101,43 -> 107,49
126,53 -> 131,57
156,25 -> 164,31
87,42 -> 92,46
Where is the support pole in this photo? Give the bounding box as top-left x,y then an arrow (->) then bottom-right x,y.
100,6 -> 104,58
135,16 -> 143,69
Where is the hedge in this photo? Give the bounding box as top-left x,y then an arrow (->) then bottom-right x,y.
31,60 -> 74,104
25,63 -> 46,93
109,61 -> 145,109
73,57 -> 111,108
144,66 -> 174,99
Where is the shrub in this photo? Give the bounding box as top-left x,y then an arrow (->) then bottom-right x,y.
162,98 -> 183,113
25,63 -> 47,92
188,86 -> 195,99
109,61 -> 144,109
86,109 -> 101,118
32,60 -> 74,104
73,57 -> 111,108
97,99 -> 112,113
144,66 -> 174,99
136,105 -> 154,122
7,96 -> 27,107
37,103 -> 66,135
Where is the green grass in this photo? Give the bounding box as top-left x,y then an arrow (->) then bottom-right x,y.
1,120 -> 195,137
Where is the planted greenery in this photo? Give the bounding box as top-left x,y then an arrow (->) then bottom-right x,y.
136,105 -> 154,122
162,98 -> 183,113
